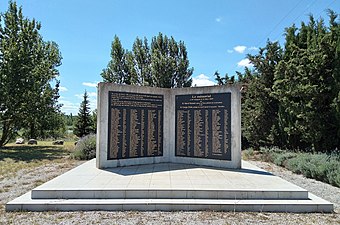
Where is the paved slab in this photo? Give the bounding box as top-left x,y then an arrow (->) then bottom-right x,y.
33,159 -> 304,190
6,159 -> 334,212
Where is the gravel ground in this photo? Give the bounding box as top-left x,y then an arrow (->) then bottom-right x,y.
0,160 -> 339,225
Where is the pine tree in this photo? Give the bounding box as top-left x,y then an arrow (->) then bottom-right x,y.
73,91 -> 93,137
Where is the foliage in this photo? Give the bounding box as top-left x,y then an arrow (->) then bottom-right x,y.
222,11 -> 340,153
243,41 -> 283,148
0,1 -> 63,145
64,114 -> 77,127
101,36 -> 130,84
72,134 -> 96,160
91,109 -> 97,134
73,91 -> 93,137
247,147 -> 340,187
272,12 -> 340,151
101,33 -> 193,88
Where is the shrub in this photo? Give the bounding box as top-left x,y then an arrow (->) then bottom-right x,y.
72,134 -> 96,160
327,166 -> 340,187
249,147 -> 340,187
272,152 -> 296,167
286,154 -> 305,174
242,148 -> 254,160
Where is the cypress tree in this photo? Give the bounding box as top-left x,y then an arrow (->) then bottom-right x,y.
273,13 -> 339,151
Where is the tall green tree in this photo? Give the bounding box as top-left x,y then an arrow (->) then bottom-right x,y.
215,42 -> 283,149
101,35 -> 130,84
73,91 -> 93,137
132,37 -> 152,85
0,1 -> 62,146
101,33 -> 193,88
241,41 -> 283,148
273,12 -> 340,151
150,33 -> 193,88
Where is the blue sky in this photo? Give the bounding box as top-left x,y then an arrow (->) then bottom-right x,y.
0,0 -> 338,115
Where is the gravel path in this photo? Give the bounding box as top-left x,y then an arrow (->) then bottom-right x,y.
248,160 -> 340,212
1,160 -> 339,225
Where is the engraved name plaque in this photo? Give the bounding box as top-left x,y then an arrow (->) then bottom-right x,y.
175,93 -> 231,160
108,91 -> 163,160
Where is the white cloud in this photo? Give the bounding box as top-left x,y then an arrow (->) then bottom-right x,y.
237,58 -> 253,67
75,94 -> 83,99
248,46 -> 258,51
59,99 -> 79,115
227,49 -> 233,53
192,74 -> 216,87
88,92 -> 97,97
59,86 -> 68,92
215,17 -> 222,23
74,92 -> 97,111
233,45 -> 247,53
82,82 -> 98,88
87,92 -> 97,111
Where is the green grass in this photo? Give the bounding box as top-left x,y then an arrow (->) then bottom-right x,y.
0,141 -> 75,179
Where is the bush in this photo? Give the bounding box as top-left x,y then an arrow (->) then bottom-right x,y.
327,165 -> 340,187
250,147 -> 340,188
272,152 -> 296,167
285,153 -> 306,174
71,134 -> 96,160
242,148 -> 254,160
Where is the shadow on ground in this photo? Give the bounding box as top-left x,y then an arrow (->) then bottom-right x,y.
104,162 -> 274,177
0,145 -> 67,162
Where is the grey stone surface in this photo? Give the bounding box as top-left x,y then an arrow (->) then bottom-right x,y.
15,138 -> 25,144
6,159 -> 334,212
28,139 -> 38,145
96,83 -> 241,169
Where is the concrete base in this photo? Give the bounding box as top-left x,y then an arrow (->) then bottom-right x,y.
6,159 -> 334,212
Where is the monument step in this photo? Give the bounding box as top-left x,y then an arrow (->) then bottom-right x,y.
6,192 -> 333,213
31,188 -> 308,200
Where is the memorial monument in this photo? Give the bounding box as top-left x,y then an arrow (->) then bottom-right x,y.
6,82 -> 333,212
96,82 -> 241,169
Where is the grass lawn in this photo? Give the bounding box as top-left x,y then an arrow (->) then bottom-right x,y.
0,141 -> 76,180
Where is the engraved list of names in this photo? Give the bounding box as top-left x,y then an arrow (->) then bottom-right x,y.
175,93 -> 231,160
108,91 -> 163,160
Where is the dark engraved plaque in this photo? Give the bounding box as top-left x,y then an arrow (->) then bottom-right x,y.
175,93 -> 231,160
108,91 -> 163,160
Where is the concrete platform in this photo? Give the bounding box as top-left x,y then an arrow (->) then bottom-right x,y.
6,159 -> 334,212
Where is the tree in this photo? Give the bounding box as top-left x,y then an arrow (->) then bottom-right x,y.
243,41 -> 283,148
150,33 -> 193,88
214,71 -> 235,85
101,33 -> 193,88
132,37 -> 152,85
91,109 -> 97,134
273,13 -> 340,151
101,35 -> 130,84
73,91 -> 93,137
0,1 -> 62,146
